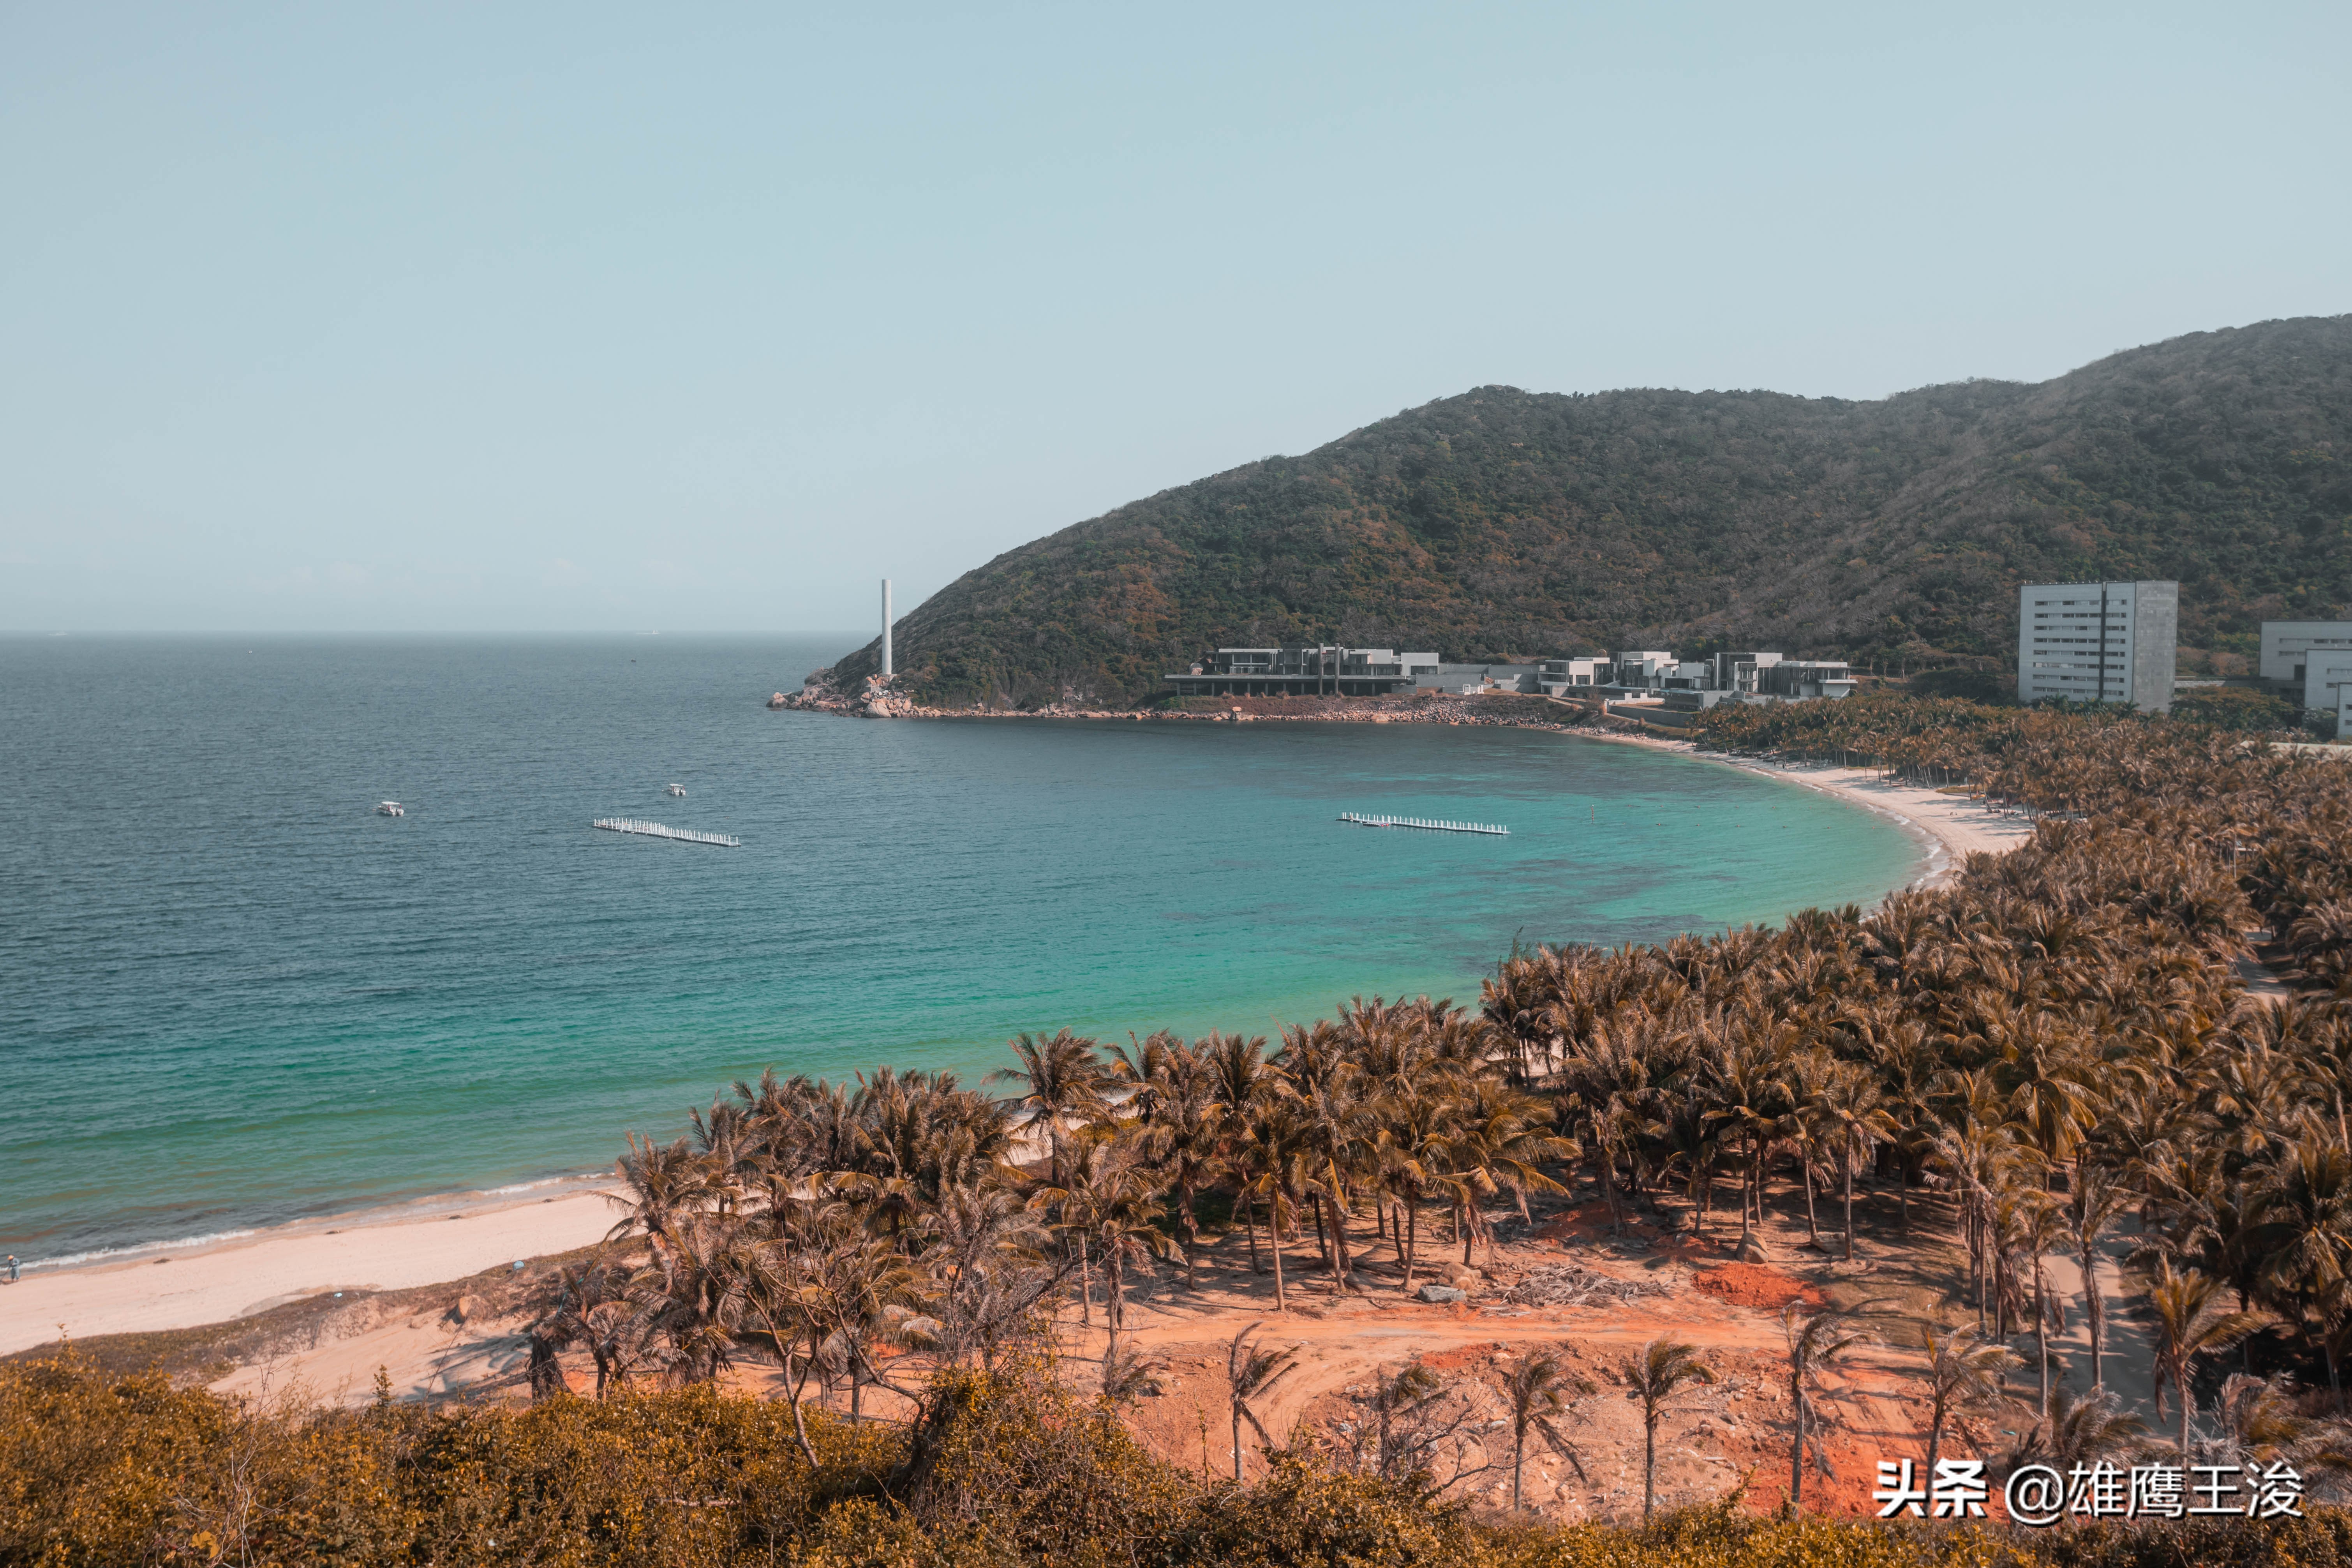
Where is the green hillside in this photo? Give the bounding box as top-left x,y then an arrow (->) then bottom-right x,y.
823,315 -> 2352,708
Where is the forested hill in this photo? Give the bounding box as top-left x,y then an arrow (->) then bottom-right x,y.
825,315 -> 2352,709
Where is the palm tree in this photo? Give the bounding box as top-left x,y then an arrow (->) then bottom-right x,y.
805,1226 -> 924,1425
726,1229 -> 825,1465
1432,1078 -> 1573,1266
1819,1062 -> 1899,1261
1225,1322 -> 1302,1482
1701,1031 -> 1793,1248
1105,1028 -> 1183,1123
1915,1323 -> 2017,1482
1781,1048 -> 1840,1247
532,1250 -> 641,1399
2146,1260 -> 2268,1455
1035,1132 -> 1180,1365
1099,1342 -> 1168,1403
1556,1029 -> 1658,1236
1781,1304 -> 1878,1517
1988,1007 -> 2103,1171
1867,1019 -> 1940,1233
2017,1189 -> 2069,1411
1501,1351 -> 1591,1511
1240,1101 -> 1314,1311
603,1132 -> 712,1289
2209,1371 -> 2330,1467
922,1181 -> 1056,1370
2253,1138 -> 2352,1404
1289,1064 -> 1373,1288
1618,1340 -> 1714,1520
1370,1075 -> 1449,1293
1128,1040 -> 1224,1286
1925,1111 -> 2026,1331
989,1028 -> 1106,1189
1202,1030 -> 1277,1271
2013,1381 -> 2149,1469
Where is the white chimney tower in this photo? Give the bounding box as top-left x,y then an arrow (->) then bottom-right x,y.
881,578 -> 893,678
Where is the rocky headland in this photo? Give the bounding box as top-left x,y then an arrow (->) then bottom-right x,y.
772,668 -> 1642,734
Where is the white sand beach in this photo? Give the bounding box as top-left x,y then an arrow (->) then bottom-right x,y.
1697,753 -> 2036,884
1572,728 -> 2034,885
0,1191 -> 613,1356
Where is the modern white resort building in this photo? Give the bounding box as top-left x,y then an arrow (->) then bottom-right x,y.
2256,621 -> 2352,732
1163,645 -> 1856,707
2016,580 -> 2179,713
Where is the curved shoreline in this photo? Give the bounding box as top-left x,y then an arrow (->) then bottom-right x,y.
1,715 -> 2015,1353
779,684 -> 2029,888
1583,730 -> 2034,888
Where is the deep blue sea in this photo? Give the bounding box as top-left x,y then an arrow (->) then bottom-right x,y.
0,635 -> 1925,1265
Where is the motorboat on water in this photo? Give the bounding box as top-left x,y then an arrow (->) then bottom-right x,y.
666,783 -> 687,797
376,801 -> 404,817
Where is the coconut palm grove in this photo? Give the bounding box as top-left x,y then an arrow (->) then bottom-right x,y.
10,693 -> 2352,1563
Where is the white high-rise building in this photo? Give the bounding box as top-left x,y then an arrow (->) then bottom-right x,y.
2017,580 -> 2178,713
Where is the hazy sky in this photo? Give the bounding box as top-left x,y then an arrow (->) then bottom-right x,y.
4,4 -> 2345,635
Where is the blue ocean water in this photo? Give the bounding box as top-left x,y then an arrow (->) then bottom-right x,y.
0,635 -> 1925,1264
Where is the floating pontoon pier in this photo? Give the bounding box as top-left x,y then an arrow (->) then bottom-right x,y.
1339,812 -> 1509,836
593,817 -> 741,848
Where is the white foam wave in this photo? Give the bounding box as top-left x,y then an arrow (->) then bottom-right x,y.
25,1228 -> 260,1271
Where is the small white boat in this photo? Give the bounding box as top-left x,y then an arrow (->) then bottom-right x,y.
376,801 -> 404,817
665,783 -> 686,797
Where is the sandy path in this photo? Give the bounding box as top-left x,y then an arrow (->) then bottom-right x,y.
0,1192 -> 612,1356
2033,1228 -> 2157,1417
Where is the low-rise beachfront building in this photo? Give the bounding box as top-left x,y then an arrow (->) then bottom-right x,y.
1637,654 -> 1851,712
2260,622 -> 2352,688
1580,646 -> 1851,707
2307,649 -> 2352,720
1414,662 -> 1543,695
1537,657 -> 1609,694
1162,646 -> 1440,697
1710,651 -> 1784,694
2017,580 -> 2179,713
1756,660 -> 1858,700
1610,651 -> 1677,690
1662,660 -> 1715,690
1164,642 -> 1858,705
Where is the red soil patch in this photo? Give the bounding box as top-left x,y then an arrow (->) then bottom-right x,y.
1692,1262 -> 1823,1312
1411,1344 -> 1494,1374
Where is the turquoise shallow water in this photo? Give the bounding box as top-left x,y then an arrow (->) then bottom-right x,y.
0,635 -> 1924,1264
